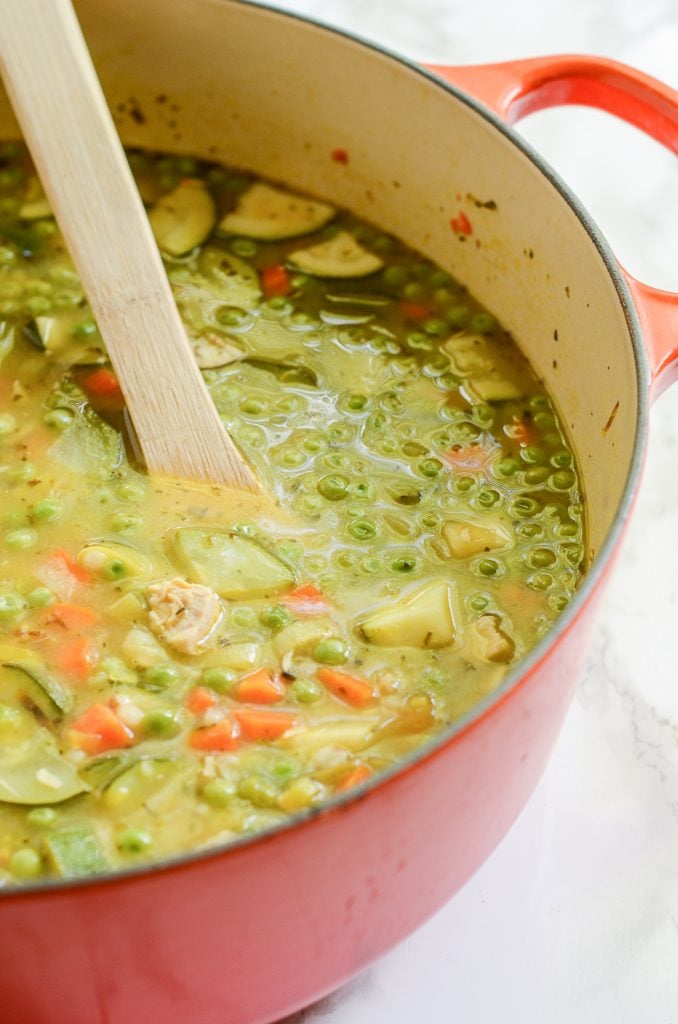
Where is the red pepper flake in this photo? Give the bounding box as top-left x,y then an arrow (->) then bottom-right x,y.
450,211 -> 473,235
260,264 -> 292,298
331,148 -> 349,164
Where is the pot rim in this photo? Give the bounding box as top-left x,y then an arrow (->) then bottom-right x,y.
0,0 -> 651,900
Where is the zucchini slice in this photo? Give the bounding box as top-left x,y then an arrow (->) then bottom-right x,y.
22,314 -> 106,367
149,179 -> 216,256
0,730 -> 88,805
288,231 -> 384,279
357,579 -> 455,649
0,653 -> 72,723
218,182 -> 336,241
101,757 -> 177,813
189,331 -> 244,369
171,528 -> 295,599
43,826 -> 108,877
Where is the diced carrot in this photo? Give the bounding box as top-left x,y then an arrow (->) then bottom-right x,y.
260,264 -> 292,298
234,709 -> 298,742
69,702 -> 134,755
188,718 -> 241,752
186,686 -> 218,714
400,301 -> 432,321
48,602 -> 100,632
82,368 -> 123,398
233,668 -> 285,705
53,637 -> 98,681
442,442 -> 498,472
330,147 -> 349,164
51,549 -> 91,584
316,667 -> 375,708
507,415 -> 537,447
336,764 -> 373,792
281,584 -> 331,616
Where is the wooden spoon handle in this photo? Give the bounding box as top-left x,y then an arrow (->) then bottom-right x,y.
0,0 -> 261,492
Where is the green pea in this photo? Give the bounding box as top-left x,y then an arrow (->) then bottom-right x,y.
527,547 -> 556,569
423,318 -> 447,336
381,265 -> 409,289
44,408 -> 74,431
435,372 -> 460,391
231,607 -> 256,628
0,246 -> 16,267
445,305 -> 470,327
403,281 -> 425,301
549,593 -> 569,613
468,593 -> 490,611
103,559 -> 127,580
557,522 -> 579,538
4,528 -> 37,550
475,489 -> 500,508
477,558 -> 500,577
117,828 -> 152,855
528,572 -> 553,592
430,269 -> 453,288
239,396 -> 267,416
201,667 -> 237,693
230,237 -> 258,258
32,498 -> 62,522
551,450 -> 572,468
109,511 -> 142,533
0,299 -> 19,318
266,296 -> 291,312
290,677 -> 324,704
313,637 -> 349,665
48,264 -> 79,285
71,319 -> 98,339
418,458 -> 443,478
0,592 -> 26,621
277,448 -> 306,468
550,469 -> 575,491
516,521 -> 543,539
317,474 -> 349,501
218,305 -> 249,327
360,556 -> 382,574
347,519 -> 377,541
27,586 -> 54,609
510,496 -> 541,518
259,605 -> 294,633
520,445 -> 547,465
529,395 -> 550,411
0,166 -> 25,187
202,778 -> 236,808
26,807 -> 57,828
24,296 -> 51,317
523,466 -> 551,485
0,412 -> 17,436
496,457 -> 520,477
140,708 -> 182,739
406,331 -> 433,351
391,556 -> 417,573
142,664 -> 181,691
454,475 -> 475,493
468,311 -> 496,334
115,480 -> 146,501
9,847 -> 42,879
238,775 -> 279,809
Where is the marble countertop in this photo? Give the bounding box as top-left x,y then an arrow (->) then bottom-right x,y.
270,1 -> 678,1021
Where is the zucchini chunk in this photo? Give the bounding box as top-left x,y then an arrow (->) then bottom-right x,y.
43,826 -> 108,877
76,541 -> 153,580
288,231 -> 384,279
0,650 -> 72,722
149,179 -> 216,256
171,529 -> 295,599
101,757 -> 177,813
442,519 -> 510,559
0,730 -> 88,805
218,182 -> 336,241
357,579 -> 455,649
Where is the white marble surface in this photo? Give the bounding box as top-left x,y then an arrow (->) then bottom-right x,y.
269,1 -> 678,1021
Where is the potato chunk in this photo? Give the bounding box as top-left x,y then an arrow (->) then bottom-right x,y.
469,615 -> 515,663
442,519 -> 510,559
147,578 -> 222,655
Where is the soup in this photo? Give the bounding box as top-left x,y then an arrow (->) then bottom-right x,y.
0,143 -> 584,883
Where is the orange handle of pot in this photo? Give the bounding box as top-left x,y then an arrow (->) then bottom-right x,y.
427,55 -> 678,399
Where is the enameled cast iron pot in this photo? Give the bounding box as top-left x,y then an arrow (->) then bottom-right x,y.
0,2 -> 676,1022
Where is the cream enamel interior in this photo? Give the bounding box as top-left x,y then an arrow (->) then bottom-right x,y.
0,0 -> 640,556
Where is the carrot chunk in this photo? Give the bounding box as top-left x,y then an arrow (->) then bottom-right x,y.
51,549 -> 91,585
48,603 -> 100,632
316,667 -> 375,707
281,584 -> 331,616
234,709 -> 298,742
70,702 -> 134,755
54,637 -> 98,681
186,686 -> 218,714
234,668 -> 285,704
336,764 -> 373,792
188,718 -> 241,752
260,264 -> 292,298
82,368 -> 123,398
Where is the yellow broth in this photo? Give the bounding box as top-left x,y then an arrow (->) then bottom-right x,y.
0,144 -> 584,883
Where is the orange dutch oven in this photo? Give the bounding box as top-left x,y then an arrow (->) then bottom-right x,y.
0,2 -> 676,1023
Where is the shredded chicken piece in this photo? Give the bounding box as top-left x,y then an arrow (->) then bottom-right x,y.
147,577 -> 222,655
470,615 -> 515,664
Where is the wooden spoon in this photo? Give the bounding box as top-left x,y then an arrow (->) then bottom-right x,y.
0,0 -> 261,493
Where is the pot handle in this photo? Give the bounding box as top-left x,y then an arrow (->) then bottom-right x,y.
426,55 -> 678,399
